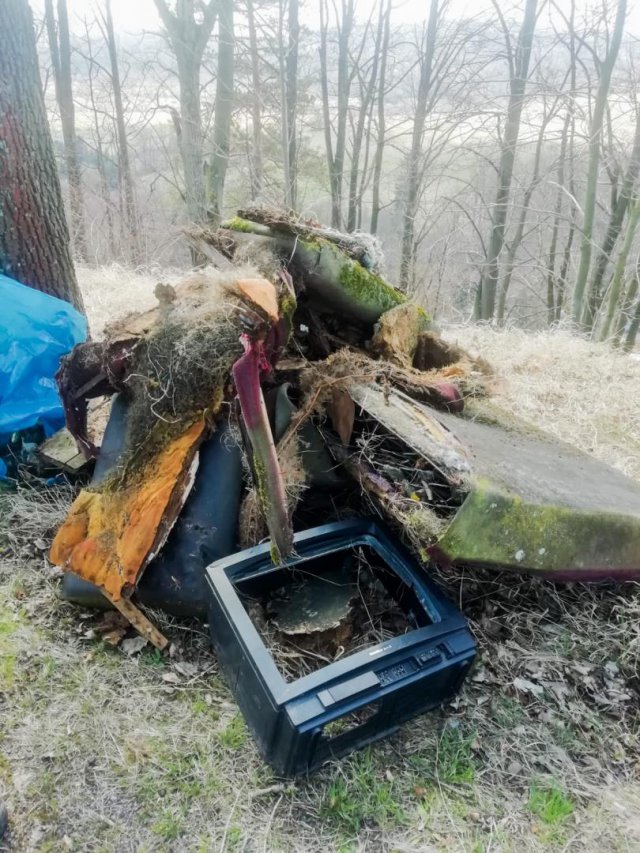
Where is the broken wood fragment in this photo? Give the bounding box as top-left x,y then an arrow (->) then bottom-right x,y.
102,589 -> 168,651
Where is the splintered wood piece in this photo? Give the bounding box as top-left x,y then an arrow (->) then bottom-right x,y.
235,277 -> 279,321
348,383 -> 471,484
102,590 -> 168,651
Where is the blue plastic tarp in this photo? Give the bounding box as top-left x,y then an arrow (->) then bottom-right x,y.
0,274 -> 87,441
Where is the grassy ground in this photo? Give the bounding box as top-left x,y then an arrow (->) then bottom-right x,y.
1,271 -> 640,851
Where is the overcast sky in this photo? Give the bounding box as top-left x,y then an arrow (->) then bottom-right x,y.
29,0 -> 640,38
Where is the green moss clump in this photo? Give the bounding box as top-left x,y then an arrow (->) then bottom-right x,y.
437,479 -> 640,577
222,216 -> 255,233
278,289 -> 297,341
336,258 -> 404,314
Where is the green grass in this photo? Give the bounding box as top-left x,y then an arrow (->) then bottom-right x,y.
218,713 -> 248,749
528,779 -> 574,825
151,810 -> 184,841
436,727 -> 477,783
321,749 -> 405,835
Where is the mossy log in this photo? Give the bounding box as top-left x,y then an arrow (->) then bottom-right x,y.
221,217 -> 405,325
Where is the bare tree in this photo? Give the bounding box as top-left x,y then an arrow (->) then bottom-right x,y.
571,0 -> 627,326
346,1 -> 384,232
99,0 -> 141,261
44,0 -> 88,261
81,15 -> 117,260
369,0 -> 391,235
319,0 -> 356,228
476,0 -> 539,321
0,0 -> 83,310
600,193 -> 640,340
208,0 -> 235,223
246,0 -> 264,199
399,0 -> 440,290
279,0 -> 299,209
584,106 -> 640,331
153,0 -> 218,226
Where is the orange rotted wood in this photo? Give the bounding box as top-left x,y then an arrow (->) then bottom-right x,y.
50,419 -> 205,600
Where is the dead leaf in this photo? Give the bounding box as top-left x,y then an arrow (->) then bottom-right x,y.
513,677 -> 544,699
172,661 -> 199,679
327,388 -> 355,445
121,636 -> 148,655
162,672 -> 181,684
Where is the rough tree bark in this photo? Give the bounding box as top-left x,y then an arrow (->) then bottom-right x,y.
476,0 -> 538,321
208,0 -> 235,223
0,0 -> 83,311
44,0 -> 88,262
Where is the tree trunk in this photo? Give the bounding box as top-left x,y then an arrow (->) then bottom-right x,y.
346,4 -> 383,233
285,0 -> 299,209
477,0 -> 538,321
613,262 -> 639,346
572,0 -> 627,326
83,16 -> 116,261
0,0 -> 83,311
623,294 -> 640,352
496,99 -> 550,324
44,0 -> 88,262
599,195 -> 640,341
584,108 -> 640,331
545,109 -> 571,325
208,0 -> 235,223
370,0 -> 391,235
319,0 -> 355,228
399,0 -> 439,290
103,0 -> 140,262
246,0 -> 263,200
153,0 -> 218,230
178,52 -> 206,224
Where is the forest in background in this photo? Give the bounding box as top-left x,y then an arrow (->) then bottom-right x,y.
34,0 -> 640,346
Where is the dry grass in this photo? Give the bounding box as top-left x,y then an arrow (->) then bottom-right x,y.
77,264 -> 182,339
2,279 -> 640,851
446,324 -> 640,481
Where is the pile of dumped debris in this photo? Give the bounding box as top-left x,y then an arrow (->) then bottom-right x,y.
40,206 -> 640,654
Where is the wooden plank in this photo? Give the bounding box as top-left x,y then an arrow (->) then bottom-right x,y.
102,590 -> 169,651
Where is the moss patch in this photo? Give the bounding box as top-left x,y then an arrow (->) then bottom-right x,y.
436,480 -> 640,578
